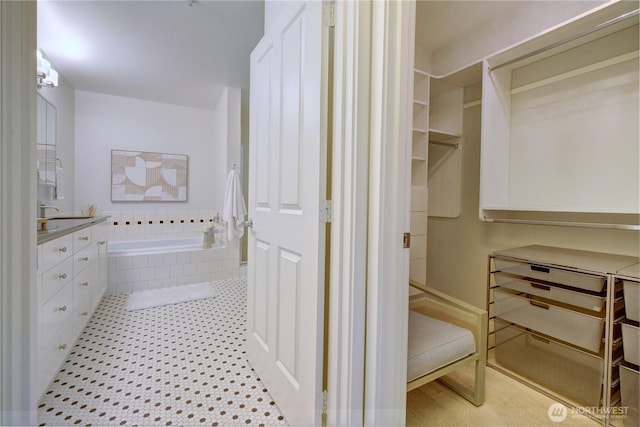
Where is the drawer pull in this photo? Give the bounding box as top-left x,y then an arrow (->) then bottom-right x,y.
58,344 -> 67,350
57,305 -> 67,312
530,300 -> 549,310
80,256 -> 89,262
58,273 -> 68,280
97,240 -> 106,245
57,246 -> 67,253
80,236 -> 89,241
80,281 -> 89,287
530,282 -> 551,291
81,311 -> 89,316
530,334 -> 550,345
530,265 -> 550,273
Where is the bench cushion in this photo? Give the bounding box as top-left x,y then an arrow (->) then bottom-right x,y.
407,310 -> 476,382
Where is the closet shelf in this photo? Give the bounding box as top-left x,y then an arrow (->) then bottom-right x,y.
429,128 -> 461,146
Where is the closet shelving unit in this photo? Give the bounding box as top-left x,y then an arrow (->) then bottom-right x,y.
410,68 -> 465,289
479,1 -> 639,227
410,68 -> 430,289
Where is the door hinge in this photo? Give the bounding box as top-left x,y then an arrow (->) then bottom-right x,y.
320,200 -> 332,223
322,390 -> 328,414
403,232 -> 411,249
323,2 -> 335,28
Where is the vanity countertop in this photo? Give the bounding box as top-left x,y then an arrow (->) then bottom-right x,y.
37,215 -> 110,245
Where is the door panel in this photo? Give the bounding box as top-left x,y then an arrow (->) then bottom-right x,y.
247,2 -> 327,426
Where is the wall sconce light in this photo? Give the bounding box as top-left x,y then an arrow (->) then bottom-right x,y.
37,50 -> 59,88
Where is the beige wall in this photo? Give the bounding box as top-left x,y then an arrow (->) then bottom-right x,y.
426,97 -> 640,309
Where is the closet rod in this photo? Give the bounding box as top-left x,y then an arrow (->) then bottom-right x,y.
490,8 -> 639,72
483,216 -> 640,231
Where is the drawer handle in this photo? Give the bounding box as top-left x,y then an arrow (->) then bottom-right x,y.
57,305 -> 67,312
530,265 -> 550,273
80,281 -> 89,287
530,300 -> 549,310
530,282 -> 550,291
97,240 -> 106,245
530,334 -> 550,345
58,344 -> 67,350
80,236 -> 89,241
81,311 -> 89,316
58,273 -> 68,280
80,256 -> 89,262
57,246 -> 67,253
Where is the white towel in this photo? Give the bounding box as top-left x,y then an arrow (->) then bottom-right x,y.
55,166 -> 64,200
223,169 -> 247,241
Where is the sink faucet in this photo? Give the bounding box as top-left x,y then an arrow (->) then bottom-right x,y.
38,200 -> 59,218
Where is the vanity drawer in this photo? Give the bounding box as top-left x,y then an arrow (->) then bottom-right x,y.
73,244 -> 95,276
40,234 -> 73,273
37,319 -> 73,398
40,256 -> 73,303
72,228 -> 92,253
494,257 -> 605,292
494,319 -> 604,407
494,288 -> 605,352
623,280 -> 639,322
73,291 -> 93,338
39,282 -> 72,349
72,265 -> 94,309
495,272 -> 605,312
621,321 -> 639,365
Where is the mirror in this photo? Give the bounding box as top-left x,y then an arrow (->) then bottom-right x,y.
36,93 -> 57,202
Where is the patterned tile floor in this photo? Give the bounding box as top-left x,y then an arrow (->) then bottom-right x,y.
37,278 -> 288,427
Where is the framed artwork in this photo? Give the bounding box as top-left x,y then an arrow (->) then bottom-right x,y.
111,150 -> 188,202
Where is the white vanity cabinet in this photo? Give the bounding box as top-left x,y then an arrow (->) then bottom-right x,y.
36,221 -> 108,399
488,245 -> 639,425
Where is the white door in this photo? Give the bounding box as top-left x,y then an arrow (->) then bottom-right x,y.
246,2 -> 328,426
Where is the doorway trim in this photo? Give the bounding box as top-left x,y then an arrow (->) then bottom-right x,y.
0,1 -> 37,425
327,0 -> 415,425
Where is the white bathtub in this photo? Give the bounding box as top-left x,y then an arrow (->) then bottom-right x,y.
107,237 -> 240,295
108,238 -> 206,256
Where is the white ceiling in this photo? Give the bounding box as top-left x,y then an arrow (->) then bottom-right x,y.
38,0 -> 518,110
38,0 -> 264,110
415,1 -> 516,53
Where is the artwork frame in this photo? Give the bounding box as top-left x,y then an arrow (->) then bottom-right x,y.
111,149 -> 188,202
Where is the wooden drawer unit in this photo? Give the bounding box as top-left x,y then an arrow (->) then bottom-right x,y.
40,234 -> 73,273
40,256 -> 73,304
39,282 -> 72,350
37,319 -> 73,397
488,245 -> 640,424
73,243 -> 95,276
72,264 -> 94,310
36,220 -> 109,401
73,292 -> 93,338
72,227 -> 92,253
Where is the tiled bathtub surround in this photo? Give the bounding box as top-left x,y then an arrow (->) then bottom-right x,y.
104,209 -> 243,295
108,239 -> 241,295
104,210 -> 224,242
37,277 -> 287,426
